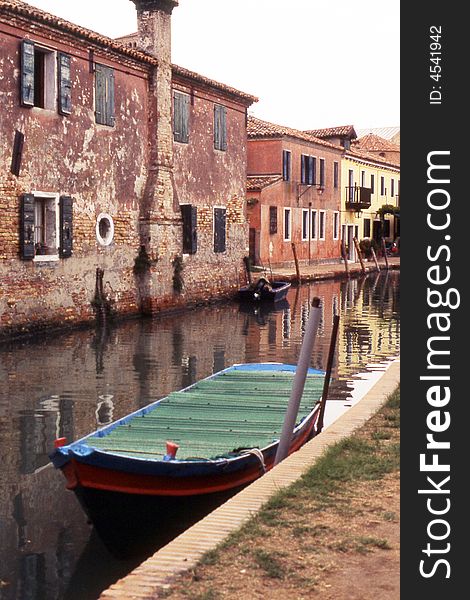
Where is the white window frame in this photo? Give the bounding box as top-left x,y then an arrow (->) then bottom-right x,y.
301,209 -> 309,241
283,207 -> 291,241
31,190 -> 60,262
96,213 -> 115,246
33,45 -> 57,111
333,211 -> 339,240
319,210 -> 326,241
310,209 -> 317,240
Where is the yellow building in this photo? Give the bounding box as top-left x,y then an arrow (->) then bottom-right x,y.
305,126 -> 400,260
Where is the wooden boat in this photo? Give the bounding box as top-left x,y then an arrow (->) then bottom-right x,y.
49,363 -> 325,553
237,278 -> 291,302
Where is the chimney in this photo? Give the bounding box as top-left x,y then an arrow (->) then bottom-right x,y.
130,0 -> 179,61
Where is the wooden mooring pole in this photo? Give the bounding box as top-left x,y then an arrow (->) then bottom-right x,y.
341,239 -> 350,278
353,237 -> 366,275
291,242 -> 301,284
316,313 -> 340,434
243,256 -> 252,285
370,247 -> 381,272
381,237 -> 389,270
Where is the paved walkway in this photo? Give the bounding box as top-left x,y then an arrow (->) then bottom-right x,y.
100,360 -> 400,600
255,256 -> 400,283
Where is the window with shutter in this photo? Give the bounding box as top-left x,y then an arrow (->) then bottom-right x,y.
269,206 -> 277,234
173,92 -> 190,143
214,104 -> 227,151
20,193 -> 63,260
181,204 -> 197,254
20,40 -> 57,110
20,194 -> 35,260
320,159 -> 325,187
213,207 -> 226,252
334,161 -> 339,188
59,196 -> 73,257
58,53 -> 72,115
282,150 -> 291,181
95,64 -> 115,127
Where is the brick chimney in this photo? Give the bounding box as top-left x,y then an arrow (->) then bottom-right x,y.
130,0 -> 181,311
130,0 -> 178,60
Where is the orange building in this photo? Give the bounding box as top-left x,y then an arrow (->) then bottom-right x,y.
247,117 -> 343,268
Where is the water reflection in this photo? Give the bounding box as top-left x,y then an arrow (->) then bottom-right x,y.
0,271 -> 399,599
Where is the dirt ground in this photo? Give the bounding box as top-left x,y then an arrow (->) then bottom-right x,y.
158,394 -> 400,600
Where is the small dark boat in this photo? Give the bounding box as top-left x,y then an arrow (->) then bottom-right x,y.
238,278 -> 291,302
49,363 -> 325,551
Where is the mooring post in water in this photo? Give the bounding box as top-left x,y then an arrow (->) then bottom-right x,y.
243,256 -> 252,285
94,267 -> 107,326
371,246 -> 381,272
341,239 -> 350,278
381,237 -> 389,270
315,314 -> 340,434
274,297 -> 322,466
291,242 -> 301,284
353,237 -> 366,275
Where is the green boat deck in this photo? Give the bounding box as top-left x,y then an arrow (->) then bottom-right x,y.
88,369 -> 325,460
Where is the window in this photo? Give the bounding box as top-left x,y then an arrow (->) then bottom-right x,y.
333,161 -> 339,188
20,40 -> 67,111
173,91 -> 189,143
370,174 -> 375,194
348,169 -> 354,201
181,204 -> 197,253
363,218 -> 371,238
282,150 -> 291,181
391,178 -> 395,198
310,209 -> 317,240
319,210 -> 326,240
214,104 -> 227,150
213,207 -> 226,252
301,155 -> 315,185
361,170 -> 366,188
319,159 -> 325,188
20,193 -> 73,260
96,213 -> 114,246
283,208 -> 291,241
382,219 -> 391,237
380,176 -> 385,196
95,64 -> 115,126
333,211 -> 339,240
302,209 -> 309,241
269,206 -> 278,234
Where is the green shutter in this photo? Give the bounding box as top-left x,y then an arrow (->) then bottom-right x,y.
95,64 -> 114,126
20,194 -> 35,260
214,208 -> 226,253
181,204 -> 197,254
58,53 -> 72,115
21,40 -> 35,107
174,92 -> 189,143
214,104 -> 227,151
59,196 -> 73,258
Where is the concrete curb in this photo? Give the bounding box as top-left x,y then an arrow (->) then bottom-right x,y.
100,359 -> 400,599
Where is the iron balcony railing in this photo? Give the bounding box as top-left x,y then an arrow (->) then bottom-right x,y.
345,185 -> 372,210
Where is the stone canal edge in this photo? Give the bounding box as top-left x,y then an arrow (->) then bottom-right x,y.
100,359 -> 400,600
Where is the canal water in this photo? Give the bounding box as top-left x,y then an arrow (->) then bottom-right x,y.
0,271 -> 399,600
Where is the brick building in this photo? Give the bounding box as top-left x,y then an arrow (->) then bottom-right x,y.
0,0 -> 256,338
246,116 -> 343,268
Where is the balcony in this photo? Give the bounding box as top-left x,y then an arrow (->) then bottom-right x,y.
345,186 -> 372,211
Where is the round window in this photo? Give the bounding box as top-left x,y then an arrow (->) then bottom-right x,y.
96,213 -> 114,246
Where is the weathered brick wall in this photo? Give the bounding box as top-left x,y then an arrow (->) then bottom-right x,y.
0,16 -> 148,337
